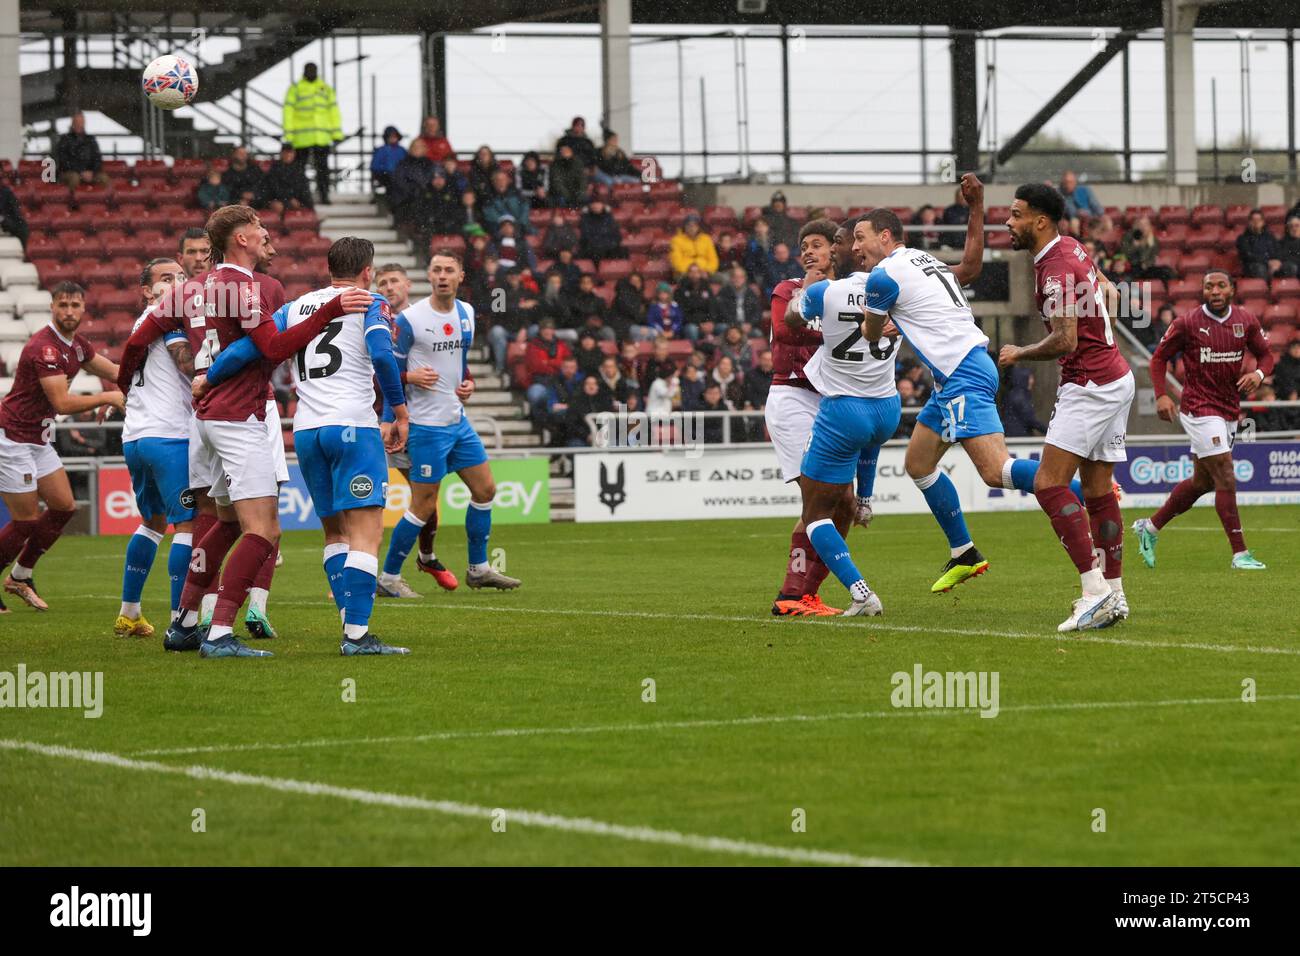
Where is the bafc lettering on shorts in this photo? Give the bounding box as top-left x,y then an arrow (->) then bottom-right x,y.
349,474 -> 375,498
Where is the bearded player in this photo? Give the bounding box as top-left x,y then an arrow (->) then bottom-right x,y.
0,282 -> 124,611
119,205 -> 369,658
1133,272 -> 1272,570
373,262 -> 455,597
1001,183 -> 1133,632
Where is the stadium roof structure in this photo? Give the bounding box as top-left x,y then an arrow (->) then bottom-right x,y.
16,0 -> 1300,32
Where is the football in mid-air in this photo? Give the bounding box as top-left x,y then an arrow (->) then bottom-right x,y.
141,54 -> 199,110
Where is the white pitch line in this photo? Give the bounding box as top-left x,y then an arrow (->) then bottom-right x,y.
130,694 -> 1300,759
0,738 -> 910,867
263,599 -> 1300,658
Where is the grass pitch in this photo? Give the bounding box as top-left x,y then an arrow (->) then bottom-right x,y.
1,505 -> 1298,866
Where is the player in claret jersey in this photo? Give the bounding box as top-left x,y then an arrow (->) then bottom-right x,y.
0,282 -> 124,611
200,237 -> 413,655
119,205 -> 371,658
1001,183 -> 1134,632
1133,272 -> 1273,570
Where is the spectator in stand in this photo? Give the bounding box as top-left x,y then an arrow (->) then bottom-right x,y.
716,323 -> 753,368
53,112 -> 109,188
548,144 -> 588,208
1115,215 -> 1173,281
1139,303 -> 1178,353
1001,367 -> 1048,437
483,169 -> 531,235
899,360 -> 931,404
676,264 -> 714,339
1246,384 -> 1294,432
494,216 -> 535,274
221,145 -> 263,206
417,116 -> 453,163
646,367 -> 681,422
487,267 -> 539,373
619,340 -> 645,390
696,382 -> 728,443
0,178 -> 29,249
571,274 -> 612,341
895,377 -> 923,438
452,188 -> 485,235
1275,217 -> 1300,278
593,131 -> 640,186
646,282 -> 685,339
679,362 -> 707,410
1237,209 -> 1281,279
196,164 -> 230,212
468,146 -> 499,200
469,254 -> 504,313
257,142 -> 314,212
744,349 -> 774,411
762,191 -> 800,251
909,204 -> 941,250
389,138 -> 435,235
764,242 -> 802,298
643,337 -> 677,386
574,329 -> 606,375
549,247 -> 582,293
557,116 -> 598,170
428,169 -> 461,234
743,218 -> 774,283
370,125 -> 406,192
517,150 -> 548,208
537,271 -> 576,337
669,213 -> 719,277
715,232 -> 743,271
579,197 -> 623,263
940,185 -> 969,247
611,272 -> 647,340
565,374 -> 615,446
281,62 -> 342,204
463,226 -> 496,276
538,356 -> 585,443
711,354 -> 745,409
439,154 -> 467,195
523,319 -> 572,408
1083,239 -> 1117,281
597,355 -> 633,404
542,209 -> 579,258
1273,338 -> 1300,400
1059,170 -> 1104,220
714,263 -> 761,332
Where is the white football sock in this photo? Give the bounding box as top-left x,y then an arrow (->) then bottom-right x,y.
468,562 -> 489,574
200,592 -> 218,620
206,624 -> 233,641
248,587 -> 269,615
849,580 -> 871,603
1081,569 -> 1108,596
119,601 -> 142,618
343,623 -> 368,640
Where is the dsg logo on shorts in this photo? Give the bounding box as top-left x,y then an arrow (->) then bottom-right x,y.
349,475 -> 375,498
178,488 -> 196,509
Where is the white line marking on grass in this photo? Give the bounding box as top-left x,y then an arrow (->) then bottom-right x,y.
131,694 -> 1300,758
266,599 -> 1300,658
0,738 -> 910,867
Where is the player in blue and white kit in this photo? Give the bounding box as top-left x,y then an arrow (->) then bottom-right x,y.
202,237 -> 412,655
854,201 -> 1081,594
114,258 -> 196,638
788,271 -> 902,616
377,249 -> 521,592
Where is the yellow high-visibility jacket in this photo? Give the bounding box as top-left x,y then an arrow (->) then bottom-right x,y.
282,78 -> 343,149
668,230 -> 718,276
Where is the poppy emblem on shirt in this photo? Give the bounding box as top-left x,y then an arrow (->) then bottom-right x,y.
443,323 -> 454,336
1232,323 -> 1244,338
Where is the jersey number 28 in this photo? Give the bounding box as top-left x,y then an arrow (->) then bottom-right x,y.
833,312 -> 896,362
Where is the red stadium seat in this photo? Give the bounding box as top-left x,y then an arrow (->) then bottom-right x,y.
113,185 -> 152,210
1240,297 -> 1269,316
1225,205 -> 1252,229
1157,224 -> 1187,250
1235,277 -> 1270,300
97,289 -> 140,313
598,259 -> 633,282
985,231 -> 1012,250
1123,205 -> 1156,226
1209,250 -> 1240,277
26,234 -> 64,261
1157,205 -> 1189,227
1155,250 -> 1181,273
1263,302 -> 1298,326
1166,278 -> 1203,300
1190,205 -> 1224,228
1184,226 -> 1224,251
283,208 -> 319,230
1178,251 -> 1211,275
1260,205 -> 1287,227
82,261 -> 123,287
1270,277 -> 1300,300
